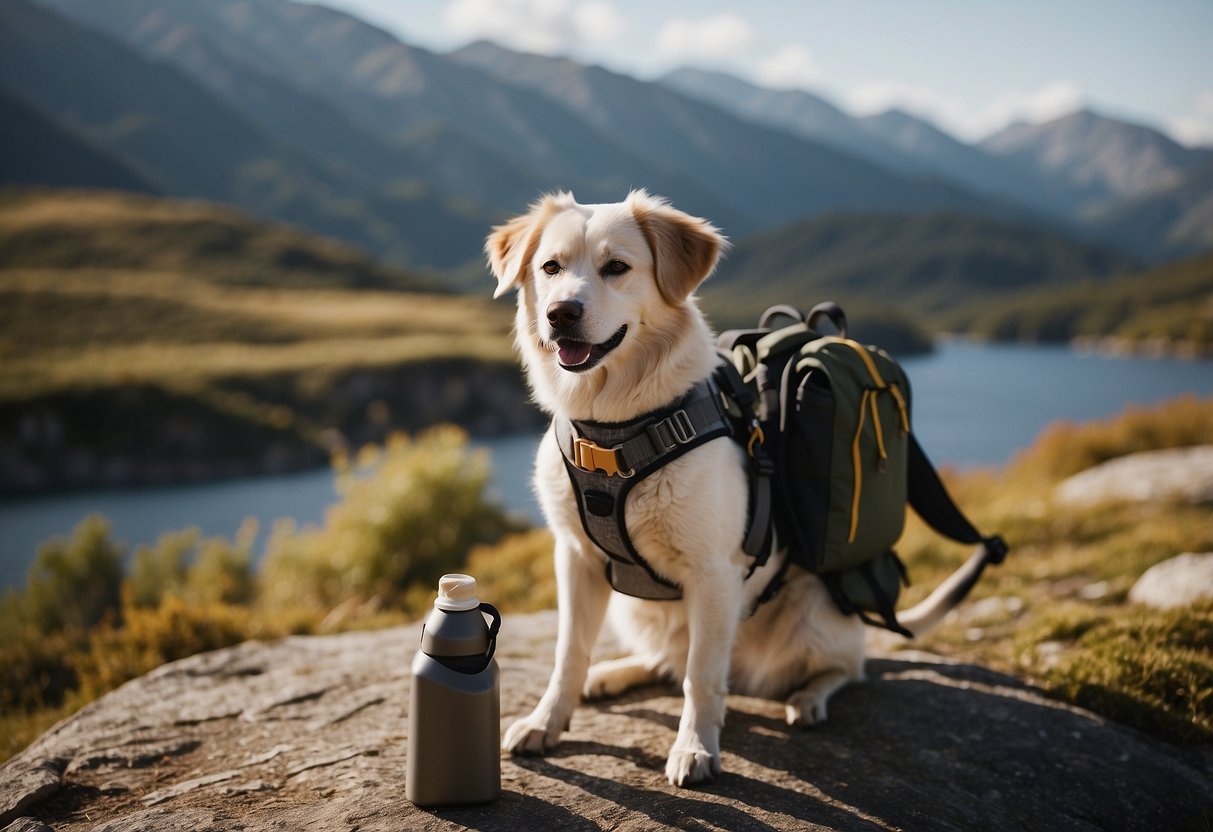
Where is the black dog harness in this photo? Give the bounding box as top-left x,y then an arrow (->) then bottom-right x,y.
554,374 -> 774,600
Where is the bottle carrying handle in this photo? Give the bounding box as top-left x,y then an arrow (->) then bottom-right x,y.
480,603 -> 501,664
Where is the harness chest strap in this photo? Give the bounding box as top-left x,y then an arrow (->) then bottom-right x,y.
554,377 -> 765,601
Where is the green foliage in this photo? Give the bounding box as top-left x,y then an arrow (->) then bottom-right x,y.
22,514 -> 123,633
464,529 -> 557,614
0,190 -> 431,292
127,521 -> 256,608
1007,394 -> 1213,484
187,521 -> 257,606
126,529 -> 193,608
701,211 -> 1137,330
1015,602 -> 1213,742
73,594 -> 258,700
0,625 -> 81,712
962,251 -> 1213,352
260,427 -> 517,611
0,191 -> 526,493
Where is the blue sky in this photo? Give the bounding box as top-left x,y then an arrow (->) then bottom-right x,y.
310,0 -> 1213,146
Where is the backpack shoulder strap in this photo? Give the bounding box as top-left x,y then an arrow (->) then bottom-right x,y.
907,433 -> 1008,565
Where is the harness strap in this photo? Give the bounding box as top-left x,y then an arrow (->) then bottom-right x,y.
554,378 -> 734,601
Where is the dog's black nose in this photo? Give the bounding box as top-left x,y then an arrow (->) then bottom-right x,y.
546,300 -> 584,332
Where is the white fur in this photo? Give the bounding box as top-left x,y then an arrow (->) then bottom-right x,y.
487,191 -> 868,787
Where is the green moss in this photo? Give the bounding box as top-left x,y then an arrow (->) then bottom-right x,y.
1020,603 -> 1213,743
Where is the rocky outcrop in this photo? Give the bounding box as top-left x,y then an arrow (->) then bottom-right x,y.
1054,445 -> 1213,506
1130,552 -> 1213,609
0,360 -> 543,494
2,610 -> 1211,831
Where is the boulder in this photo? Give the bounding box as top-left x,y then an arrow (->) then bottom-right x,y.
1129,552 -> 1213,609
2,610 -> 1210,831
1054,445 -> 1213,506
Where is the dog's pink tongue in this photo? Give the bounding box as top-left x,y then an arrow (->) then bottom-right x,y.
558,340 -> 593,366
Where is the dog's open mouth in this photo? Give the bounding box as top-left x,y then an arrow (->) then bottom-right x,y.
556,325 -> 628,372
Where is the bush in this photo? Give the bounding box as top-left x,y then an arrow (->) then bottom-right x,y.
259,427 -> 517,611
73,594 -> 258,700
22,514 -> 124,633
0,625 -> 82,712
126,529 -> 194,608
128,521 -> 257,608
1008,394 -> 1213,484
464,529 -> 556,613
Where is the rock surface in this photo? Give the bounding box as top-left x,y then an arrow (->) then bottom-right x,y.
2,610 -> 1211,831
1129,552 -> 1213,609
1054,445 -> 1213,506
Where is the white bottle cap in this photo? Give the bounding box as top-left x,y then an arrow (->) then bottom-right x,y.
435,573 -> 480,611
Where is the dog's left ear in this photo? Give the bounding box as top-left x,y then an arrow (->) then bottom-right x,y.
629,190 -> 727,305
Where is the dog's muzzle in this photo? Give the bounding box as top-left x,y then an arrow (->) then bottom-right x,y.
556,324 -> 628,373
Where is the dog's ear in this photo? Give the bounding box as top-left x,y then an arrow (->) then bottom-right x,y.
485,212 -> 539,299
485,193 -> 573,299
629,190 -> 727,305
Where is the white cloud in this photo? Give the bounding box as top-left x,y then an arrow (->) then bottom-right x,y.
445,0 -> 623,55
843,79 -> 1086,141
754,44 -> 821,90
1169,91 -> 1213,147
653,13 -> 758,62
978,81 -> 1086,135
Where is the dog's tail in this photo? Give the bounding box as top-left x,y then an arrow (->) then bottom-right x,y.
895,540 -> 1007,638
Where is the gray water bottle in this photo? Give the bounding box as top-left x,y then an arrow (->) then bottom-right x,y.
406,573 -> 501,807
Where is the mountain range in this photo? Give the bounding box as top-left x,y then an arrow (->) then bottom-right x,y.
661,68 -> 1211,257
1,0 -> 1210,273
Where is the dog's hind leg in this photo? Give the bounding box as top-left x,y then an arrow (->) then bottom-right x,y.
503,538 -> 612,756
584,655 -> 664,700
785,667 -> 858,727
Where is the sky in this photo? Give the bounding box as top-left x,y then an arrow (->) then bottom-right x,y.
309,0 -> 1213,147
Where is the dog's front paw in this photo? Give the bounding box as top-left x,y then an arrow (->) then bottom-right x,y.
503,710 -> 564,755
665,742 -> 720,787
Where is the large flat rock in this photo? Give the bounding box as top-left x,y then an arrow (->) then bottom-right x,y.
2,610 -> 1210,831
1055,445 -> 1213,506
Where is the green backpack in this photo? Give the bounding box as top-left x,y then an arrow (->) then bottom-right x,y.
715,302 -> 1007,635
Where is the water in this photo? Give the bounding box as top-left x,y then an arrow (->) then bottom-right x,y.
1,342 -> 1209,589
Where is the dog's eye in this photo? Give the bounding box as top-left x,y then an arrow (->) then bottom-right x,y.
602,259 -> 631,277
541,260 -> 561,276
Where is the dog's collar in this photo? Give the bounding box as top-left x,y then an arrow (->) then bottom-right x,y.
553,377 -> 729,480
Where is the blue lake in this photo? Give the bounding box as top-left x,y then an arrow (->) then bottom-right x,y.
2,341 -> 1210,589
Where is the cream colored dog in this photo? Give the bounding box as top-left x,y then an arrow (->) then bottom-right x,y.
487,191 -> 960,787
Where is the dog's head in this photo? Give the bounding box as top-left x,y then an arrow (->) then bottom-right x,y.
486,191 -> 725,415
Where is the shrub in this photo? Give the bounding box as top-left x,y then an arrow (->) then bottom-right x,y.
22,514 -> 124,633
464,529 -> 556,613
127,520 -> 256,608
127,528 -> 195,608
185,521 -> 256,606
0,625 -> 82,712
1008,395 -> 1213,484
73,594 -> 258,700
259,427 -> 517,611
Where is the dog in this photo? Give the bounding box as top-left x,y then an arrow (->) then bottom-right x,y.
486,190 -> 966,787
